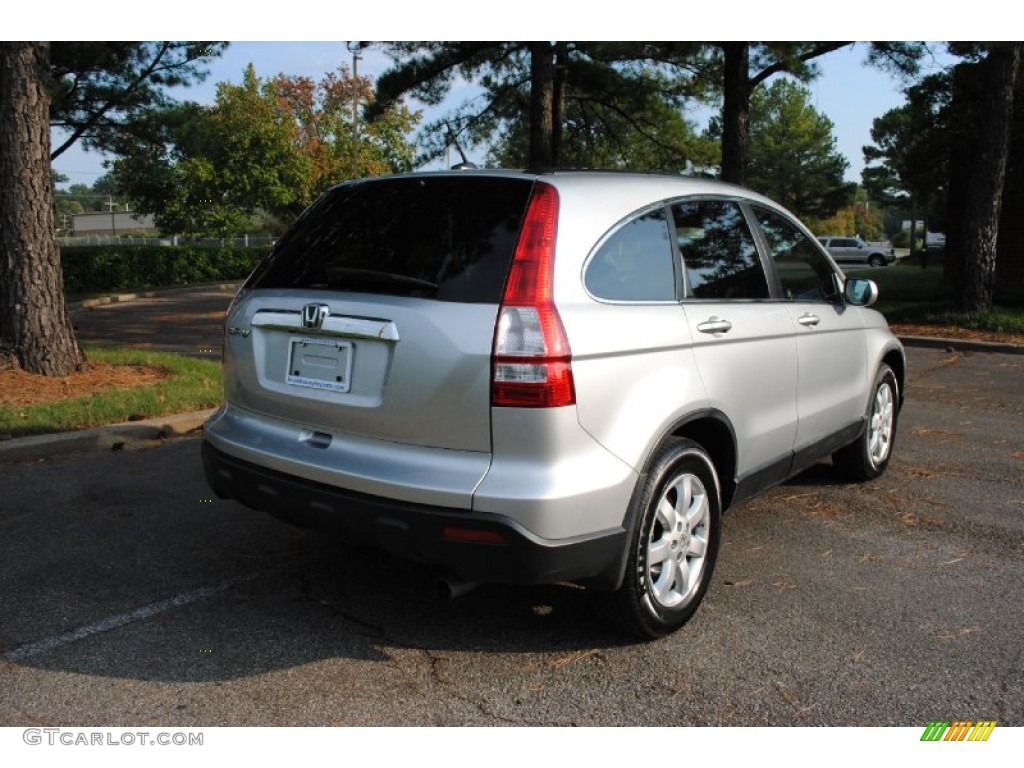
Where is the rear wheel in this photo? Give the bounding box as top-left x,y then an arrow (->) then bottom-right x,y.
833,364 -> 898,481
593,438 -> 721,640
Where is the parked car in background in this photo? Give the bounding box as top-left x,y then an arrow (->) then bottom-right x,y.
203,170 -> 905,639
925,231 -> 947,252
817,236 -> 895,267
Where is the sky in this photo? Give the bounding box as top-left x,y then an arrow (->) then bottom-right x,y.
34,0 -> 988,193
51,40 -> 955,191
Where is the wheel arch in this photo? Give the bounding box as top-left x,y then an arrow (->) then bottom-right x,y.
588,410 -> 737,593
668,411 -> 738,511
881,346 -> 906,409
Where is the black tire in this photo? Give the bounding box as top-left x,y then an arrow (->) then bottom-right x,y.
593,438 -> 722,640
833,364 -> 899,481
868,254 -> 886,268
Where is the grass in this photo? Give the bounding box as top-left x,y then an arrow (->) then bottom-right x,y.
911,308 -> 1024,335
0,346 -> 222,440
862,263 -> 1024,333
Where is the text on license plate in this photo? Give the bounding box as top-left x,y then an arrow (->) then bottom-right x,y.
285,337 -> 353,393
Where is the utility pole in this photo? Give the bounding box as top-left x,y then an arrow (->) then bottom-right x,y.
347,42 -> 362,177
107,194 -> 118,235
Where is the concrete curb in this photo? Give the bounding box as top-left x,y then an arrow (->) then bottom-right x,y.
72,282 -> 241,310
0,409 -> 215,464
898,335 -> 1024,356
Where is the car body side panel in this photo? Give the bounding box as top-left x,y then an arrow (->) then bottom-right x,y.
786,302 -> 870,451
861,312 -> 907,397
681,302 -> 799,478
561,302 -> 708,473
473,406 -> 638,540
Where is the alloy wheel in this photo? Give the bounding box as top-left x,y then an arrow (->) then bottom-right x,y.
644,473 -> 710,609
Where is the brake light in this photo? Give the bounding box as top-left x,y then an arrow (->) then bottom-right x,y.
492,183 -> 575,408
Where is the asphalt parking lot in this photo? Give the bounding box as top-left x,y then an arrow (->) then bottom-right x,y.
71,286 -> 236,358
1,345 -> 1021,727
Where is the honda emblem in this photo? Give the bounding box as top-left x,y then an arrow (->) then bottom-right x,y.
302,303 -> 330,330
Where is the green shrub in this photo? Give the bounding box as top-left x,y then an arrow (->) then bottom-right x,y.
890,230 -> 924,250
60,245 -> 270,296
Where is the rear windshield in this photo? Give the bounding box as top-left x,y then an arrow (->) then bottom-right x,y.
246,176 -> 534,303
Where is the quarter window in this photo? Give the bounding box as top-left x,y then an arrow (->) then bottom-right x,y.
585,208 -> 676,301
671,200 -> 769,300
752,206 -> 840,302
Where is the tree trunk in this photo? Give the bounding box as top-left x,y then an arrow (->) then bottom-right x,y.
960,42 -> 1022,312
551,41 -> 568,168
0,42 -> 85,375
528,41 -> 555,168
720,42 -> 750,185
908,195 -> 918,258
920,194 -> 930,269
995,61 -> 1024,305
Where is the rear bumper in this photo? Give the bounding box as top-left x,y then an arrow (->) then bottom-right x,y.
201,440 -> 627,588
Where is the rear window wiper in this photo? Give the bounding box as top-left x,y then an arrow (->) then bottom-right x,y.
323,267 -> 439,294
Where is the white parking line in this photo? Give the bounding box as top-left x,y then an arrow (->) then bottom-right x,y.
3,572 -> 266,663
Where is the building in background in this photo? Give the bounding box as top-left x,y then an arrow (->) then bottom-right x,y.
71,211 -> 157,236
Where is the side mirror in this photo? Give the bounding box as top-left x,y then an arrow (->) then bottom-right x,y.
844,277 -> 878,307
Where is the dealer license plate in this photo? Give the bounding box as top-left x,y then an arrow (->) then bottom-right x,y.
285,337 -> 353,393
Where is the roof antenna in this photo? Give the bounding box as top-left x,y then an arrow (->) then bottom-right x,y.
446,122 -> 476,170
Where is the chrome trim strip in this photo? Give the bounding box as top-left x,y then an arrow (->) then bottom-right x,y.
252,310 -> 400,342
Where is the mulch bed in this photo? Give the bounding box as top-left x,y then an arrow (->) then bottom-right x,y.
0,364 -> 168,407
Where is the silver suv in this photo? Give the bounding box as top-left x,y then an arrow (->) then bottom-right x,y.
202,170 -> 904,639
817,235 -> 895,267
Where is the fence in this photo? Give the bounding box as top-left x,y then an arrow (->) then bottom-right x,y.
57,234 -> 278,249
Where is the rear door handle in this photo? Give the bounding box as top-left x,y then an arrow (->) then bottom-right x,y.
696,317 -> 733,334
797,313 -> 821,328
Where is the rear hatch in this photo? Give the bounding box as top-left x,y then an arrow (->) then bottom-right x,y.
224,175 -> 535,453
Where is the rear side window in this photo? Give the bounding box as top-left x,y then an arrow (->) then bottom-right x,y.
671,200 -> 769,300
247,176 -> 534,303
585,208 -> 676,301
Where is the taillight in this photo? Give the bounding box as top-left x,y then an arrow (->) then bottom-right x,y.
492,183 -> 575,408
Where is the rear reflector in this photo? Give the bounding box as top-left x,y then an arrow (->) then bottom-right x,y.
442,526 -> 509,545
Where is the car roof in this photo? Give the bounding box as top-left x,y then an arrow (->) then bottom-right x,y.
345,167 -> 767,200
343,167 -> 792,216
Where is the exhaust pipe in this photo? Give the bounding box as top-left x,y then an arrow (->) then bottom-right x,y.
434,573 -> 480,601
